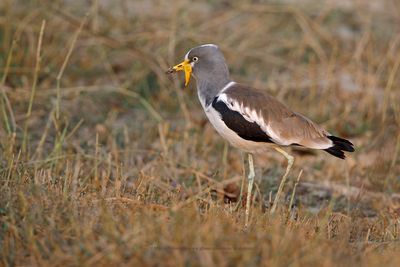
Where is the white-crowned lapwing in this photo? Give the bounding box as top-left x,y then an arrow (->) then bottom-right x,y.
167,44 -> 354,226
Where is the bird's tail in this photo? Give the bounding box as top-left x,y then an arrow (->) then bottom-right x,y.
324,136 -> 354,159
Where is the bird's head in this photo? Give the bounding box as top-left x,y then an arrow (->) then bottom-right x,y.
166,44 -> 229,87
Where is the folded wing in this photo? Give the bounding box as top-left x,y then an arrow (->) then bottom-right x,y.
216,83 -> 333,149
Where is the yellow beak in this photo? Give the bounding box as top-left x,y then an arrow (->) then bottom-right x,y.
166,59 -> 192,87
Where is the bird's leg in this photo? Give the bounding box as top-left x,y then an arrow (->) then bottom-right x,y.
234,153 -> 246,211
270,147 -> 294,214
245,153 -> 255,227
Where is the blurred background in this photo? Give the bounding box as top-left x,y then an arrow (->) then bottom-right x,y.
1,0 -> 399,266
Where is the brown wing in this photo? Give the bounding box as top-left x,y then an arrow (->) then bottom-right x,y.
223,84 -> 332,149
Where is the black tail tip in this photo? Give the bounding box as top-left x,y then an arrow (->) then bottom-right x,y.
324,136 -> 354,159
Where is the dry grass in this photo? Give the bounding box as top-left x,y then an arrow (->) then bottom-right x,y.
1,0 -> 400,266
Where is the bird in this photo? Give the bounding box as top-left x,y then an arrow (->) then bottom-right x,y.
166,44 -> 354,226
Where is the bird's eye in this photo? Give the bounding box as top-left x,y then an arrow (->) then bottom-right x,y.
192,56 -> 199,62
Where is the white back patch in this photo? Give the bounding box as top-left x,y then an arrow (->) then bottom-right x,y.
220,81 -> 236,93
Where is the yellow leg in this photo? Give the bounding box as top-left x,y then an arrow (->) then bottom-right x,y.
245,153 -> 255,227
234,153 -> 246,211
270,147 -> 294,214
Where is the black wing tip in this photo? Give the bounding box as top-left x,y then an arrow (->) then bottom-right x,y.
324,147 -> 346,159
324,135 -> 355,159
327,135 -> 355,152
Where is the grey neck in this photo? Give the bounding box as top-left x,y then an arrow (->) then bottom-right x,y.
196,75 -> 231,108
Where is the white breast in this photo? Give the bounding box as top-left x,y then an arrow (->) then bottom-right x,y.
198,90 -> 272,153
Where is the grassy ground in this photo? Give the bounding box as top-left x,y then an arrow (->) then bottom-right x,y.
1,0 -> 400,266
